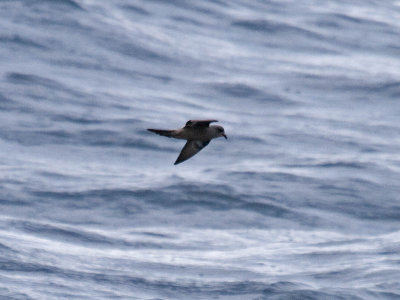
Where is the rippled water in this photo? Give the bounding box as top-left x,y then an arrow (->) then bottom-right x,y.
1,0 -> 400,299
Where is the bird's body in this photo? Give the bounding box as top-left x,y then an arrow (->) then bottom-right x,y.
151,126 -> 222,141
147,120 -> 227,165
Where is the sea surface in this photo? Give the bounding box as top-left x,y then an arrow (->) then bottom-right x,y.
1,0 -> 400,299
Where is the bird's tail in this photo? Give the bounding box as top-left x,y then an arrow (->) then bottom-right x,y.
147,129 -> 175,138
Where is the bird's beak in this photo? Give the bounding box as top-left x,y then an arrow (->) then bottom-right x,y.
223,134 -> 227,139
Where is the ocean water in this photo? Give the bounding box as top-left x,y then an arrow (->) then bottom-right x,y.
1,0 -> 400,299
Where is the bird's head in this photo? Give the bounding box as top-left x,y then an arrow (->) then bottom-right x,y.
214,125 -> 227,139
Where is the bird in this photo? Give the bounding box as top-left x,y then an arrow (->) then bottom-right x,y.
147,119 -> 227,165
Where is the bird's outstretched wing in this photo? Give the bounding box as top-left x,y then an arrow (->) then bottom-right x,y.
184,120 -> 218,128
174,140 -> 210,165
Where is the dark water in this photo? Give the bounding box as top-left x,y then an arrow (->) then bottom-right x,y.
1,0 -> 400,299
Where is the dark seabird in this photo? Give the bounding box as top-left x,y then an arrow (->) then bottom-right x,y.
147,120 -> 227,165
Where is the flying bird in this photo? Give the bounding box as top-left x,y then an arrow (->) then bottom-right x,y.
147,119 -> 227,165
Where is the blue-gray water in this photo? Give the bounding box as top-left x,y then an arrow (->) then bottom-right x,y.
1,0 -> 400,299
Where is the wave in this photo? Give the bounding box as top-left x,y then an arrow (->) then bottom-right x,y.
0,34 -> 48,49
23,0 -> 83,10
232,19 -> 322,40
